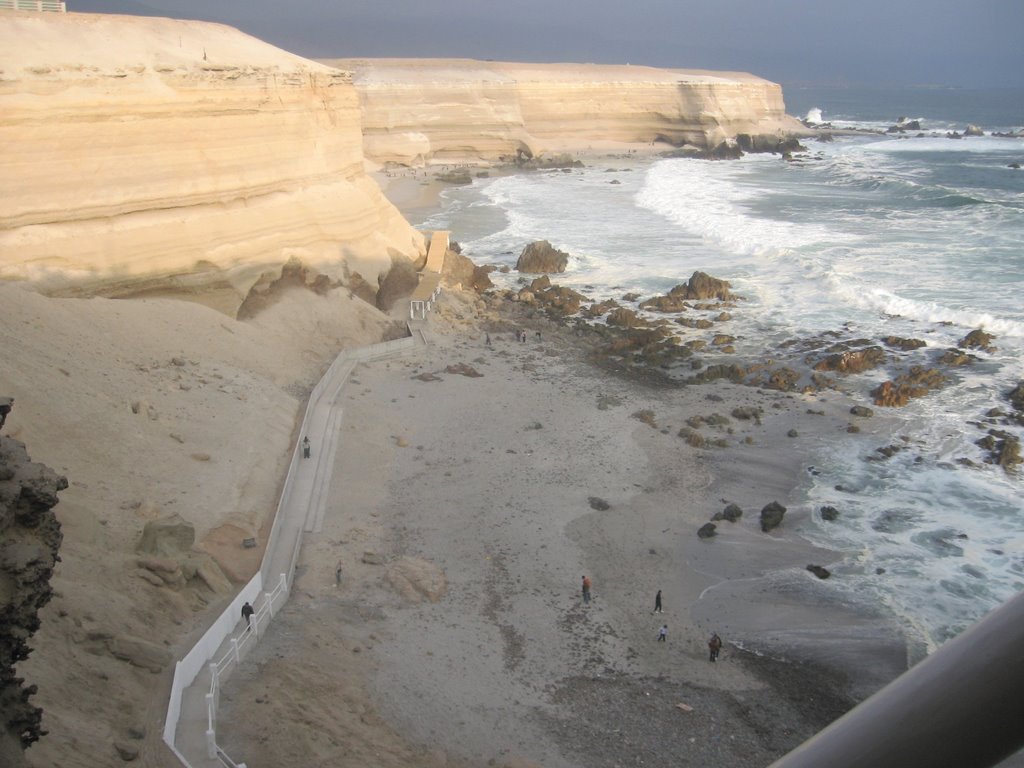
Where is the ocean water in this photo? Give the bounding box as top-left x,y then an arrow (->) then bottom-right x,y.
414,87 -> 1024,651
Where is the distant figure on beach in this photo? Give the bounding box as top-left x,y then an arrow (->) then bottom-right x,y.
302,436 -> 311,458
657,624 -> 667,642
581,575 -> 592,604
335,564 -> 343,586
520,330 -> 526,343
708,632 -> 722,662
241,601 -> 254,627
485,332 -> 492,347
653,589 -> 663,613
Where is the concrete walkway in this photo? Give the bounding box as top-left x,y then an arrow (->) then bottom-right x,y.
169,333 -> 422,767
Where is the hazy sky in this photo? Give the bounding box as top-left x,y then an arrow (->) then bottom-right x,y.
71,0 -> 1023,88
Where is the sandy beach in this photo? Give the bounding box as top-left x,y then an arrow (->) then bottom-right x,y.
212,168 -> 914,767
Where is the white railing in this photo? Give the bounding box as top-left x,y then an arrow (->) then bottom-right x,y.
204,573 -> 287,762
0,1 -> 67,11
162,327 -> 419,767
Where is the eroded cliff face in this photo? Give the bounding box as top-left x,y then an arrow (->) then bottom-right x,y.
0,426 -> 66,768
0,13 -> 424,315
321,58 -> 805,166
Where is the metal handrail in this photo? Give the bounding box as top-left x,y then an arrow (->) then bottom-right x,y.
769,589 -> 1024,768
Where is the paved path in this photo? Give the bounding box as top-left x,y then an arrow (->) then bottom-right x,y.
170,334 -> 421,767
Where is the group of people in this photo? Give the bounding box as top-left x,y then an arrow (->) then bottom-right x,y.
580,577 -> 723,661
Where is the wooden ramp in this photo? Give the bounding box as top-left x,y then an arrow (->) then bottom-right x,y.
425,230 -> 449,273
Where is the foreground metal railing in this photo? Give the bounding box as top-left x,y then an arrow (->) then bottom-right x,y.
770,589 -> 1024,768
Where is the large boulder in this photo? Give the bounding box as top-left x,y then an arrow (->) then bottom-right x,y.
721,503 -> 743,522
813,346 -> 887,374
606,307 -> 643,328
1007,381 -> 1024,412
442,248 -> 493,293
136,513 -> 195,557
515,240 -> 570,274
871,366 -> 946,407
680,271 -> 733,302
760,501 -> 787,532
959,328 -> 996,352
697,523 -> 718,539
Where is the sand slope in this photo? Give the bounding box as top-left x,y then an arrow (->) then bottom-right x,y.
0,282 -> 400,767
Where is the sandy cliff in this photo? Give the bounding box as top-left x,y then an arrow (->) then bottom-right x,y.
0,12 -> 424,315
322,58 -> 804,165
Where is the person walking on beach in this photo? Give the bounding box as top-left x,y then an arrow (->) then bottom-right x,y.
241,601 -> 254,627
657,624 -> 668,642
302,436 -> 311,458
485,332 -> 492,347
581,575 -> 592,604
708,632 -> 722,662
653,589 -> 663,613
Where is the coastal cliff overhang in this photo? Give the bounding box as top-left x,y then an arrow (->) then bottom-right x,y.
0,12 -> 425,315
319,57 -> 805,164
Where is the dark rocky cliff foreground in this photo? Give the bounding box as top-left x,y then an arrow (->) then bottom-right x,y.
0,411 -> 66,767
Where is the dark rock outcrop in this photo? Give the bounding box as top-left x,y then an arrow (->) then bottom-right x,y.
883,336 -> 927,351
0,430 -> 66,761
813,346 -> 886,374
887,118 -> 921,133
977,431 -> 1022,472
871,366 -> 946,407
681,271 -> 734,302
807,564 -> 831,579
1007,381 -> 1024,413
820,506 -> 840,521
959,329 -> 996,353
697,522 -> 718,539
514,152 -> 583,170
515,240 -> 570,274
375,252 -> 420,311
759,501 -> 786,532
721,503 -> 743,522
434,168 -> 473,184
442,248 -> 493,293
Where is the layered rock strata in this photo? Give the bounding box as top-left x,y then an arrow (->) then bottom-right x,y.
0,13 -> 424,314
321,58 -> 805,165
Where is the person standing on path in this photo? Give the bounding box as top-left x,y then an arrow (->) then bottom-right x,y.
241,601 -> 254,628
657,624 -> 668,642
302,436 -> 311,458
581,575 -> 592,604
653,589 -> 663,613
708,632 -> 722,662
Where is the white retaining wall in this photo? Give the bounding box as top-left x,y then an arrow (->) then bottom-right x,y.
162,330 -> 417,766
